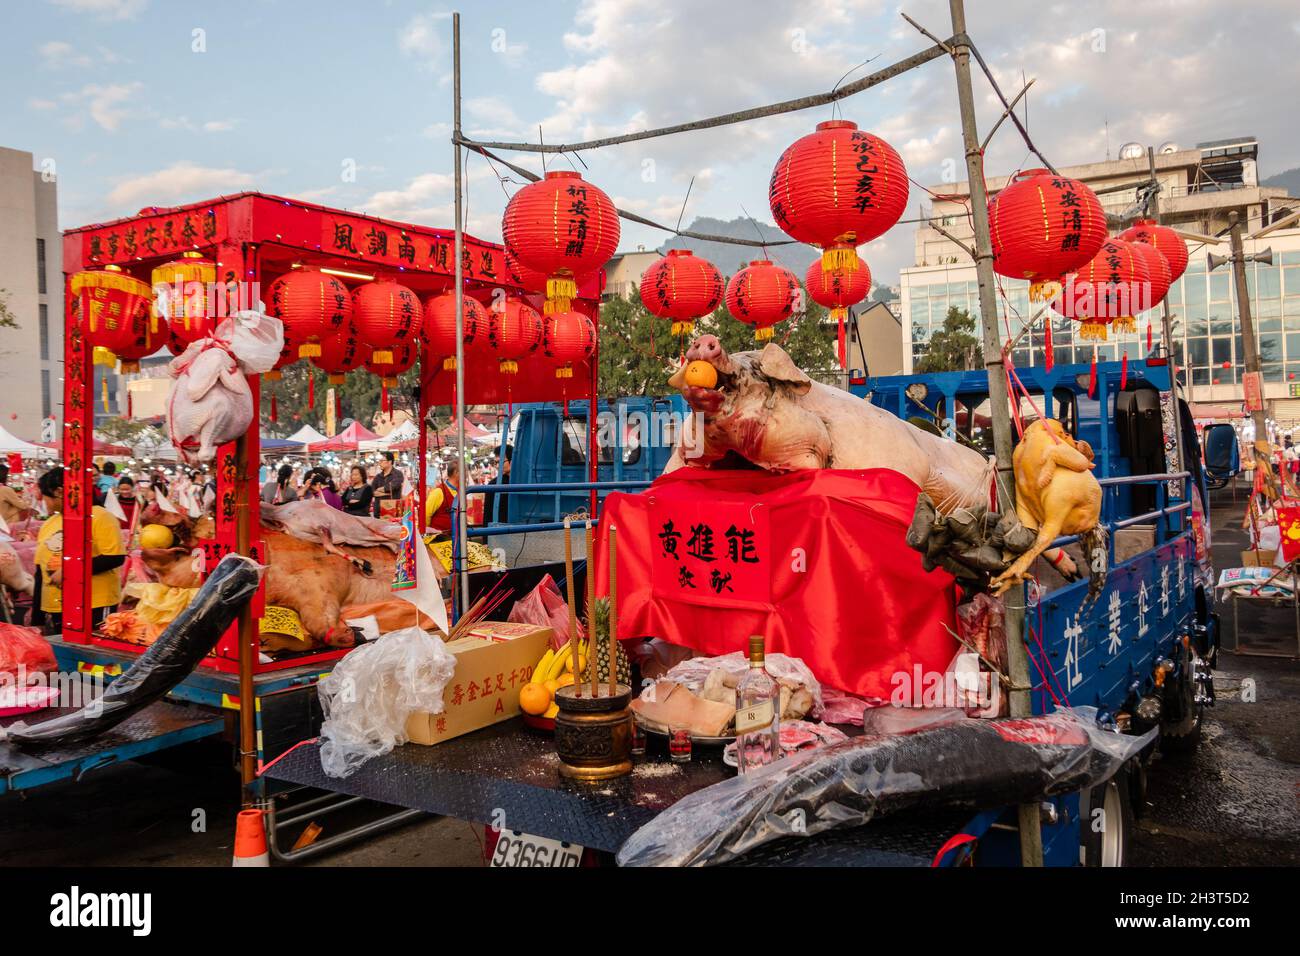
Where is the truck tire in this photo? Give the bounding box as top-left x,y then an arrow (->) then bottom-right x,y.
1160,653 -> 1210,757
1079,764 -> 1134,867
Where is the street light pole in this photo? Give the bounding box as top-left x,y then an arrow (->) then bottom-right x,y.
1227,211 -> 1268,447
948,0 -> 1043,867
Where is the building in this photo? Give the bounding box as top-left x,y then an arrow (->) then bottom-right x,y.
900,137 -> 1300,420
602,248 -> 660,299
0,146 -> 62,441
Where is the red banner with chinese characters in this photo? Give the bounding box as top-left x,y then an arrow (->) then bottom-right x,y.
320,212 -> 504,283
596,468 -> 959,700
78,204 -> 228,268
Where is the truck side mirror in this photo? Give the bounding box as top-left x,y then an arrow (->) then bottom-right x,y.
1202,423 -> 1240,478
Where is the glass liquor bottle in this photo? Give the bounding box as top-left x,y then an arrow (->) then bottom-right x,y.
735,635 -> 780,773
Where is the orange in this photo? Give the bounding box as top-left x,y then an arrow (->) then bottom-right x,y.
554,673 -> 575,688
519,683 -> 551,716
683,360 -> 718,389
543,679 -> 559,694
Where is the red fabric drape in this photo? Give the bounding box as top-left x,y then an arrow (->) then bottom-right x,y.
594,468 -> 958,699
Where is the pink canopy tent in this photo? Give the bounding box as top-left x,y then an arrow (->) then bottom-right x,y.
306,421 -> 381,453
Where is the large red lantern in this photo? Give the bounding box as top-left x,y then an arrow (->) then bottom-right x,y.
1118,219 -> 1189,284
152,251 -> 216,346
365,339 -> 417,415
504,250 -> 600,303
422,292 -> 488,371
725,260 -> 800,341
72,266 -> 154,367
502,170 -> 620,313
1052,239 -> 1151,340
769,120 -> 907,272
352,279 -> 420,365
1126,240 -> 1171,311
266,268 -> 352,359
806,255 -> 871,369
488,297 -> 545,375
639,249 -> 725,337
989,170 -> 1108,301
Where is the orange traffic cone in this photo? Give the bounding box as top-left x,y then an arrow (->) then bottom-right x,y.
232,808 -> 269,867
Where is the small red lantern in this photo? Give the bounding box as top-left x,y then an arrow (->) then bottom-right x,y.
152,251 -> 216,345
639,249 -> 725,337
266,268 -> 352,359
1052,238 -> 1151,340
989,170 -> 1108,301
352,279 -> 420,365
502,170 -> 620,313
422,292 -> 488,371
72,266 -> 154,368
769,120 -> 907,272
1126,240 -> 1171,311
725,260 -> 800,341
806,255 -> 871,368
312,324 -> 365,384
365,339 -> 417,415
543,311 -> 596,379
1118,219 -> 1189,284
488,297 -> 545,375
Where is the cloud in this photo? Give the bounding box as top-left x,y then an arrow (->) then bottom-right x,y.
399,10 -> 451,70
47,0 -> 147,20
39,40 -> 91,68
158,115 -> 239,133
105,161 -> 259,209
60,81 -> 143,131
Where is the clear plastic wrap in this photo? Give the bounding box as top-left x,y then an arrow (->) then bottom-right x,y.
617,706 -> 1155,867
662,651 -> 824,716
318,626 -> 457,778
1,555 -> 263,745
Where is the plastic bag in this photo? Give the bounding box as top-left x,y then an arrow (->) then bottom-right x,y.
617,706 -> 1155,867
508,575 -> 584,650
0,623 -> 56,682
318,626 -> 457,778
1,555 -> 263,746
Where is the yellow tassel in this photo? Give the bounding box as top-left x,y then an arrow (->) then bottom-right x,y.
556,366 -> 574,379
119,361 -> 141,374
547,276 -> 577,301
329,374 -> 346,385
499,359 -> 519,375
543,300 -> 562,316
1079,322 -> 1108,342
754,326 -> 775,342
1029,279 -> 1061,303
383,376 -> 398,388
442,356 -> 458,371
298,342 -> 322,358
671,320 -> 695,337
371,348 -> 394,364
831,307 -> 847,323
93,346 -> 115,367
101,377 -> 109,413
822,246 -> 858,272
1112,315 -> 1136,334
263,370 -> 282,382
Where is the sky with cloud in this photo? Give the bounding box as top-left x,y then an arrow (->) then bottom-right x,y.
4,0 -> 1299,285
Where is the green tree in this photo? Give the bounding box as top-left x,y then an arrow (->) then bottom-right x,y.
0,289 -> 16,329
259,360 -> 419,437
915,306 -> 980,373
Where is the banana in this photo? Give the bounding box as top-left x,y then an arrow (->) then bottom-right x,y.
533,648 -> 555,683
547,644 -> 573,681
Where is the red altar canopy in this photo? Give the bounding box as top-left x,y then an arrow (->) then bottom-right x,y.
594,468 -> 959,700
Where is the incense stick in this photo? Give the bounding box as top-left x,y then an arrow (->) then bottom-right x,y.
563,517 -> 580,697
608,524 -> 618,696
586,520 -> 597,696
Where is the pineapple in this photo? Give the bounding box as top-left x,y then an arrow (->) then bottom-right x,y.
590,596 -> 631,688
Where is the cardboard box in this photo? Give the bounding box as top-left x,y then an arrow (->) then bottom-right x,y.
405,621 -> 553,746
1242,549 -> 1266,567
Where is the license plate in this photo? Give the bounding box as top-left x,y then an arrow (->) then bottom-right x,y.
490,830 -> 583,868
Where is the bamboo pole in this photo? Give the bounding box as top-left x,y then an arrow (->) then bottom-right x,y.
946,0 -> 1043,867
563,517 -> 579,697
451,11 -> 469,616
608,525 -> 618,696
586,519 -> 597,696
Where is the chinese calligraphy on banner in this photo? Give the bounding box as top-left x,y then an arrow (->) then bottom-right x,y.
81,206 -> 226,266
650,498 -> 770,607
322,213 -> 501,282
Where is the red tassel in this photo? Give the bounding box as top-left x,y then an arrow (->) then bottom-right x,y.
1044,321 -> 1054,372
270,393 -> 278,423
1120,351 -> 1129,390
127,390 -> 133,419
1146,321 -> 1153,355
836,312 -> 847,369
1087,347 -> 1098,399
307,375 -> 315,409
381,382 -> 389,415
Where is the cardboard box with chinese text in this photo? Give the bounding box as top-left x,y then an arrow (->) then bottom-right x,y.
404,621 -> 553,745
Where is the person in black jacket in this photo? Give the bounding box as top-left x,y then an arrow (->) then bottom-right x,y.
341,464 -> 375,516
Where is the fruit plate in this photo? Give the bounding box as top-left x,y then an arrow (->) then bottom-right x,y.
0,684 -> 60,717
522,713 -> 556,733
635,717 -> 735,747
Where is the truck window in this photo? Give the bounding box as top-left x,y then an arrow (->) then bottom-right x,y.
561,418 -> 587,465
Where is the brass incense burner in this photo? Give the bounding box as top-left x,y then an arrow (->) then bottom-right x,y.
554,684 -> 633,781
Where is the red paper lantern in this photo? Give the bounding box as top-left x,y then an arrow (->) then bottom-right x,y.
988,169 -> 1108,301
639,249 -> 725,337
1126,240 -> 1171,312
543,311 -> 596,378
488,297 -> 544,374
152,251 -> 217,347
806,255 -> 871,369
365,339 -> 417,416
266,268 -> 352,359
71,266 -> 154,367
725,260 -> 800,341
311,323 -> 365,384
502,170 -> 620,312
422,292 -> 488,371
769,120 -> 907,272
1118,219 -> 1189,284
352,279 -> 420,365
114,311 -> 165,374
1052,238 -> 1151,340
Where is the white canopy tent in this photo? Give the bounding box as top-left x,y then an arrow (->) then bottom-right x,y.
285,424 -> 328,447
361,418 -> 419,452
0,424 -> 43,455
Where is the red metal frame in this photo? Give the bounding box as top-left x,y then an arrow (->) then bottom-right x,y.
61,191 -> 601,673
